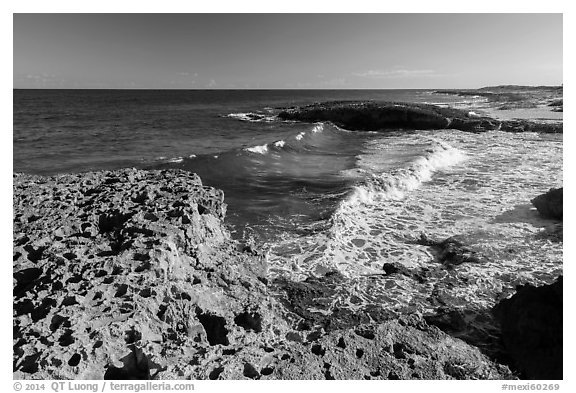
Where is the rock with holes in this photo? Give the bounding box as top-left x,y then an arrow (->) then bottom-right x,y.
210,315 -> 514,380
14,168 -> 516,380
13,169 -> 289,380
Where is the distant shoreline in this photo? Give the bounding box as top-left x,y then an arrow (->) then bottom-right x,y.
11,84 -> 563,92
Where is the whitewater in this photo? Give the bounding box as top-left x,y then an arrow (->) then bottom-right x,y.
14,89 -> 562,337
262,126 -> 562,319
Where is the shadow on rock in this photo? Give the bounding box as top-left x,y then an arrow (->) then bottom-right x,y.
531,188 -> 562,220
426,276 -> 563,380
493,276 -> 563,380
424,307 -> 513,368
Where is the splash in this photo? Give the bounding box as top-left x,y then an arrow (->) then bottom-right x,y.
244,144 -> 269,154
343,139 -> 467,206
226,112 -> 276,122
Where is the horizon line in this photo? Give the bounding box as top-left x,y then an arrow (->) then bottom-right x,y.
12,84 -> 564,91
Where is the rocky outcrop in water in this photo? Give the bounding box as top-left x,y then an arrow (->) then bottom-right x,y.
498,120 -> 562,133
13,169 -> 514,380
531,188 -> 563,220
278,101 -> 499,132
493,277 -> 563,380
278,101 -> 562,133
416,234 -> 485,268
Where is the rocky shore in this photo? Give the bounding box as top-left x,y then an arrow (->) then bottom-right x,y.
278,101 -> 562,133
434,85 -> 563,111
14,168 -> 522,380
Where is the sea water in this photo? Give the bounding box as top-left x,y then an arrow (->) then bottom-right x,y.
14,88 -> 563,327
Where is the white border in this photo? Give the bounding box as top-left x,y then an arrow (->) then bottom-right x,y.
4,2 -> 572,391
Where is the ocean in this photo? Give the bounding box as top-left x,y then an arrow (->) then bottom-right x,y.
13,89 -> 563,336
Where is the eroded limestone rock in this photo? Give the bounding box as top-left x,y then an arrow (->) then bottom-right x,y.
13,169 -> 514,380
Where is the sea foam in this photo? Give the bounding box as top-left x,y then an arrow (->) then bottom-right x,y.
244,144 -> 269,154
227,112 -> 276,122
311,123 -> 324,133
344,140 -> 467,206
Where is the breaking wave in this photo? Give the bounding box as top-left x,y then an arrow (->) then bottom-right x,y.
244,144 -> 269,154
342,140 -> 467,207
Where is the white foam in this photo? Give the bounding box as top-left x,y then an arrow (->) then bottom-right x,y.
266,129 -> 562,315
244,144 -> 269,154
189,154 -> 197,158
311,123 -> 324,133
167,157 -> 183,163
345,140 -> 467,206
274,140 -> 286,148
295,132 -> 305,141
331,124 -> 353,133
227,112 -> 276,122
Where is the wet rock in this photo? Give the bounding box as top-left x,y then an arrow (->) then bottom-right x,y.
278,100 -> 561,134
531,188 -> 562,220
493,276 -> 563,380
417,234 -> 484,268
13,168 -> 515,380
273,271 -> 394,332
278,101 -> 492,132
382,262 -> 427,283
499,120 -> 562,134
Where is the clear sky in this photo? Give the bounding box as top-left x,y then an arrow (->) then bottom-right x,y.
13,13 -> 563,89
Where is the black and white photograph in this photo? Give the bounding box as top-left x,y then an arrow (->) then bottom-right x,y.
10,5 -> 567,387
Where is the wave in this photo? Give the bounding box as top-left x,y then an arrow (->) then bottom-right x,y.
153,122 -> 354,181
264,138 -> 469,279
244,144 -> 269,154
242,123 -> 330,155
154,156 -> 184,163
311,123 -> 324,133
243,137 -> 294,154
341,139 -> 467,207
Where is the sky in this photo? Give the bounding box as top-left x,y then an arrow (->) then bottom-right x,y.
13,13 -> 563,89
